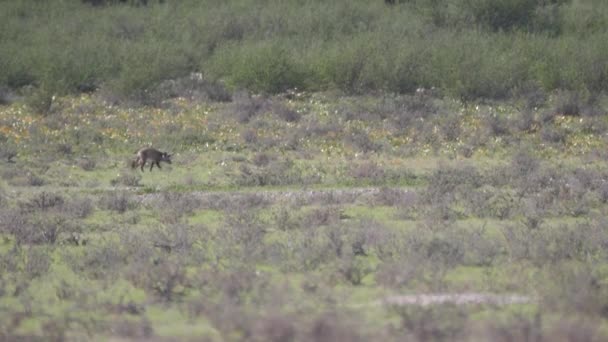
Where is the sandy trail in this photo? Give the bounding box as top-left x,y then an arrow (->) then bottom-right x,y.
378,293 -> 532,307
137,186 -> 416,207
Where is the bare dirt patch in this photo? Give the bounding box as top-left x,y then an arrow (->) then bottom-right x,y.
137,186 -> 416,208
379,293 -> 532,307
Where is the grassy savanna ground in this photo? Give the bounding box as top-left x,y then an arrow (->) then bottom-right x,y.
3,0 -> 608,340
2,88 -> 608,341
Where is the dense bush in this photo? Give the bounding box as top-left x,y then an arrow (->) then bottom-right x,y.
1,0 -> 607,100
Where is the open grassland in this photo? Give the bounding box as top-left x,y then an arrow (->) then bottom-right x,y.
3,0 -> 608,340
2,90 -> 608,341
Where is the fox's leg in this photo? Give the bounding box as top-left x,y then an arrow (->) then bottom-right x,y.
140,157 -> 146,171
156,161 -> 161,169
150,161 -> 155,171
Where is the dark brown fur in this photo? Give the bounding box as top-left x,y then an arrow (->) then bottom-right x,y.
131,148 -> 172,172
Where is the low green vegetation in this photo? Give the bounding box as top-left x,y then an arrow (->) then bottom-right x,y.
1,0 -> 608,105
2,0 -> 608,341
2,89 -> 608,340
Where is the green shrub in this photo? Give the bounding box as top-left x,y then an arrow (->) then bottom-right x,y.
209,40 -> 305,93
109,42 -> 192,102
24,86 -> 54,115
392,304 -> 469,341
1,0 -> 607,100
462,0 -> 540,31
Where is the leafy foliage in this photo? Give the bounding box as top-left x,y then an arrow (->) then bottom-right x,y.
1,0 -> 607,100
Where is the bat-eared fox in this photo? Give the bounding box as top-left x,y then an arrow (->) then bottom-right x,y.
131,148 -> 172,172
